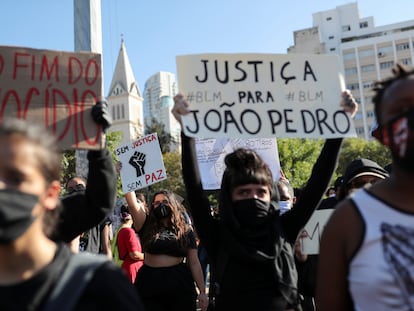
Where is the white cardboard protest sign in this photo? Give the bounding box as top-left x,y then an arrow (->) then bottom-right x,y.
0,45 -> 103,149
300,209 -> 334,255
176,53 -> 356,139
196,137 -> 280,189
116,133 -> 167,193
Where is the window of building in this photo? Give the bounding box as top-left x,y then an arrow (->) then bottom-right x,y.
359,21 -> 368,28
343,52 -> 356,60
367,111 -> 375,118
121,104 -> 125,119
356,127 -> 365,135
359,49 -> 374,58
380,61 -> 394,70
345,67 -> 358,75
328,35 -> 334,40
396,42 -> 410,51
377,46 -> 393,57
347,83 -> 360,90
361,64 -> 375,72
354,112 -> 363,120
326,17 -> 332,21
363,81 -> 374,89
116,105 -> 120,120
342,25 -> 351,32
112,86 -> 123,96
330,48 -> 336,51
112,107 -> 116,120
401,58 -> 412,65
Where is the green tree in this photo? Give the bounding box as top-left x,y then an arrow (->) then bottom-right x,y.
277,137 -> 391,190
104,131 -> 123,196
60,131 -> 122,194
336,138 -> 391,176
277,138 -> 324,189
145,117 -> 175,154
143,151 -> 185,202
61,149 -> 76,185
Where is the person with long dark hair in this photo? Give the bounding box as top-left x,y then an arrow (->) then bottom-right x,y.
125,189 -> 208,311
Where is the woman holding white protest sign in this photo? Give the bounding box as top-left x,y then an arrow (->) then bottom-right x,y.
172,90 -> 357,311
124,189 -> 208,311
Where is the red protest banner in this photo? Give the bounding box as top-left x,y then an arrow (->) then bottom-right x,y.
0,45 -> 103,150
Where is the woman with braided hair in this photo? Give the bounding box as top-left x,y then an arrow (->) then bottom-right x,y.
317,63 -> 414,311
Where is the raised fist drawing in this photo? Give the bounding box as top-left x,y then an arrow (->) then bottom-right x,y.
129,151 -> 146,177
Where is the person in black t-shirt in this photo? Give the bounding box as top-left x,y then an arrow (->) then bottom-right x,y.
64,176 -> 113,258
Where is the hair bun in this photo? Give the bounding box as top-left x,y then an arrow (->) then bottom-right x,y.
225,148 -> 260,171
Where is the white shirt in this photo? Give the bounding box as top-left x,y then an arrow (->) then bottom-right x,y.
348,189 -> 414,311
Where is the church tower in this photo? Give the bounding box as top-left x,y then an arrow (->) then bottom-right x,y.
107,39 -> 143,144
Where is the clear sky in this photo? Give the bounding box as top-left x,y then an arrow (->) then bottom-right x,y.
1,0 -> 414,96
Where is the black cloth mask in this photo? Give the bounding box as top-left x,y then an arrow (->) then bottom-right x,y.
0,188 -> 39,244
221,198 -> 278,262
232,198 -> 272,228
153,203 -> 172,219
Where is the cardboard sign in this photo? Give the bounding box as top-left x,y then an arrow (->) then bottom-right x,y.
0,45 -> 103,149
196,137 -> 280,189
300,209 -> 334,255
116,133 -> 167,193
176,53 -> 357,139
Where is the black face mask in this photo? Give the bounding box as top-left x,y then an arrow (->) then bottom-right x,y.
0,188 -> 39,244
232,198 -> 272,228
67,183 -> 86,195
153,203 -> 172,219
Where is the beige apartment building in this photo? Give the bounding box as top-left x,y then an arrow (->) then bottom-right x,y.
288,2 -> 414,140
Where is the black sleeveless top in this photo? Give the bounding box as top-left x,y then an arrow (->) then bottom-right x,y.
143,226 -> 197,257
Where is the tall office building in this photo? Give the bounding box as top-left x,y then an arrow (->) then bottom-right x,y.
107,40 -> 144,145
288,2 -> 414,139
143,71 -> 180,151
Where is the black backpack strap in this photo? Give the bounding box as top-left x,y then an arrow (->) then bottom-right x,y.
43,253 -> 108,311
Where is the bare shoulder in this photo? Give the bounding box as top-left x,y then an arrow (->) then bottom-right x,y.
323,198 -> 364,259
317,199 -> 363,310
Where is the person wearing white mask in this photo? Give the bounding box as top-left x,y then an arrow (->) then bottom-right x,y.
277,179 -> 295,215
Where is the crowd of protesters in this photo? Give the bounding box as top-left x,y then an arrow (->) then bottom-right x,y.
1,63 -> 413,311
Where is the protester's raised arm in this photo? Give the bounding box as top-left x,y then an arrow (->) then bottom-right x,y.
125,191 -> 147,232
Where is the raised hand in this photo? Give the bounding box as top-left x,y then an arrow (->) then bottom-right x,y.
129,151 -> 146,177
340,90 -> 358,118
172,93 -> 191,126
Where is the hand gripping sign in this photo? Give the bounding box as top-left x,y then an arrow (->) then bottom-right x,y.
176,53 -> 357,139
116,133 -> 167,193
